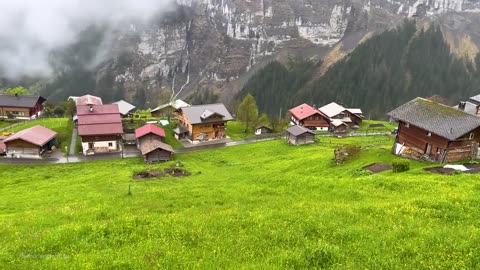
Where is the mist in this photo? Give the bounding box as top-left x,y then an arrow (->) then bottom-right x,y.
0,0 -> 175,79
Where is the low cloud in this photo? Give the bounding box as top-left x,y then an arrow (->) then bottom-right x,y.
0,0 -> 175,79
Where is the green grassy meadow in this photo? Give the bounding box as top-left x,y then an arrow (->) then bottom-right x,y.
1,137 -> 480,269
0,120 -> 21,130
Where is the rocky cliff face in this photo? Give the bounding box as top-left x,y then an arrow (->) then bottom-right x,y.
93,0 -> 480,107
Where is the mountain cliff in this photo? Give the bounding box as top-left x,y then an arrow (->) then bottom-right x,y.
12,0 -> 480,109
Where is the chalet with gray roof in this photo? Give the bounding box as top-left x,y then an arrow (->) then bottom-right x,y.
175,103 -> 233,142
0,94 -> 45,119
286,126 -> 315,145
388,97 -> 480,163
318,102 -> 364,131
455,94 -> 480,116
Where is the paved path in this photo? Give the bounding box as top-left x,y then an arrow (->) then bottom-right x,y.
69,128 -> 78,155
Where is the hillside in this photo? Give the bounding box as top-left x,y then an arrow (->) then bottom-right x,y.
240,21 -> 480,119
1,138 -> 480,268
2,1 -> 480,110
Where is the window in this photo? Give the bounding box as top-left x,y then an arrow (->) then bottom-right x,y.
427,132 -> 431,137
469,133 -> 474,140
108,142 -> 113,147
405,122 -> 410,128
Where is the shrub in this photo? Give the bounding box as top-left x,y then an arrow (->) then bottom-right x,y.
392,160 -> 410,173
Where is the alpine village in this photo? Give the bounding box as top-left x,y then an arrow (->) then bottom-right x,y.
3,1 -> 480,268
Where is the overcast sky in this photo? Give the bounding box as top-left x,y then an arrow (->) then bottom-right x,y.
0,0 -> 174,79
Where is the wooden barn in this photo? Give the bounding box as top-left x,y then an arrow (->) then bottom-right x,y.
135,124 -> 173,163
286,126 -> 315,145
388,98 -> 480,163
3,125 -> 57,157
139,140 -> 174,163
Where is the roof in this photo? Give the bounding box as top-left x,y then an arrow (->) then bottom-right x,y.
0,137 -> 6,153
3,125 -> 57,146
256,125 -> 273,130
388,97 -> 480,141
152,99 -> 190,112
135,124 -> 166,139
289,103 -> 326,121
286,125 -> 315,136
139,140 -> 173,155
113,100 -> 136,116
346,108 -> 364,117
69,95 -> 103,106
318,102 -> 347,118
180,103 -> 233,124
76,104 -> 123,136
331,119 -> 348,127
76,104 -> 120,115
469,94 -> 480,105
0,94 -> 45,108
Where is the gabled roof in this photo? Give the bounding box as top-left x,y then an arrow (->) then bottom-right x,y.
318,102 -> 347,118
289,103 -> 326,121
469,94 -> 480,105
180,103 -> 233,124
388,97 -> 480,141
135,124 -> 165,139
0,94 -> 45,108
3,125 -> 57,146
113,100 -> 136,116
287,125 -> 315,136
331,119 -> 348,127
139,140 -> 173,155
76,104 -> 123,136
151,99 -> 190,112
346,108 -> 364,117
69,94 -> 103,106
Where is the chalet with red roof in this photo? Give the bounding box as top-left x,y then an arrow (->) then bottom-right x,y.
3,125 -> 57,157
135,124 -> 173,163
289,103 -> 330,131
76,104 -> 123,155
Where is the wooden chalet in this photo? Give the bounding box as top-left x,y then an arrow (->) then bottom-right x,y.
76,104 -> 123,155
255,125 -> 273,135
175,103 -> 233,142
0,94 -> 45,119
286,126 -> 315,145
135,124 -> 173,163
3,125 -> 57,157
289,103 -> 330,131
388,98 -> 480,163
318,102 -> 364,130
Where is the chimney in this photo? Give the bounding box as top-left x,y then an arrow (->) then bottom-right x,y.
459,101 -> 466,111
89,105 -> 94,112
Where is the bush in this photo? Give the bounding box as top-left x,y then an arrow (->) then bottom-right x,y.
392,160 -> 410,173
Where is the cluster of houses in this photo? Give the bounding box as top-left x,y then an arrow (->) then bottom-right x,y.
285,102 -> 364,145
2,91 -> 480,164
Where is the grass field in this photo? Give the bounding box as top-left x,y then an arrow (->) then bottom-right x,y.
358,119 -> 397,132
1,137 -> 480,269
8,118 -> 72,154
0,120 -> 21,130
226,121 -> 255,141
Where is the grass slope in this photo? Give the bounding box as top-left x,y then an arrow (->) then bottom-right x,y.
1,137 -> 480,269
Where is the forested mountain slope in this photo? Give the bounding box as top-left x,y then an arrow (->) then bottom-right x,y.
239,21 -> 480,119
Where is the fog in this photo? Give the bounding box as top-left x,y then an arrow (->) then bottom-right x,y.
0,0 -> 175,79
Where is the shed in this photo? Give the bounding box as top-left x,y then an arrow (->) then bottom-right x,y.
286,126 -> 315,145
3,125 -> 57,156
139,140 -> 174,163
